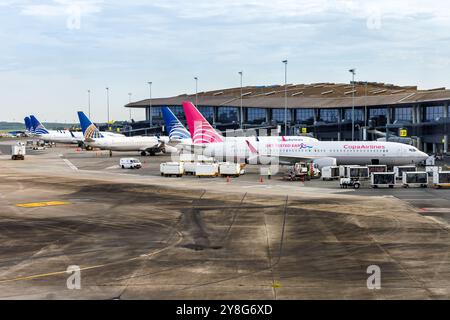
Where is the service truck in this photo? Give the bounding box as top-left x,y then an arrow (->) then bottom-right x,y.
120,158 -> 142,169
11,143 -> 26,160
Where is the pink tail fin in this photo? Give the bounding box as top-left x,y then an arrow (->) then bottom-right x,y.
182,101 -> 224,144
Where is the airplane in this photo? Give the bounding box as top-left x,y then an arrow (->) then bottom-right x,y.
182,101 -> 318,146
180,102 -> 428,167
29,115 -> 82,144
78,111 -> 175,156
28,115 -> 124,145
241,139 -> 429,168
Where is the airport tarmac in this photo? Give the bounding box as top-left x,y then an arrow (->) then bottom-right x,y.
0,140 -> 449,299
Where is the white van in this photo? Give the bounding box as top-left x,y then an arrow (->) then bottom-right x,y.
120,158 -> 142,169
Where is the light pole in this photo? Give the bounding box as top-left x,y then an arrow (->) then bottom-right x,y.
87,89 -> 91,119
128,92 -> 132,121
349,69 -> 356,141
282,60 -> 288,135
148,82 -> 152,126
194,77 -> 198,106
106,87 -> 110,125
239,71 -> 243,129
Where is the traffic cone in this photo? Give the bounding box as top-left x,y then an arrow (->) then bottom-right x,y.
227,176 -> 231,183
260,176 -> 264,183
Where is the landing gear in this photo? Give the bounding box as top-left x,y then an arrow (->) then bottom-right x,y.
109,150 -> 113,157
141,151 -> 147,156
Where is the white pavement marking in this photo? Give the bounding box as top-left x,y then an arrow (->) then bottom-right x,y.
62,159 -> 78,171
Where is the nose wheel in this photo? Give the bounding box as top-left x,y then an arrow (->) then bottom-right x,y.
141,151 -> 147,156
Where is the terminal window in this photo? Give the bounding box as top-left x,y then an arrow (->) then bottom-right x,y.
151,107 -> 163,120
424,106 -> 445,122
247,108 -> 266,124
272,108 -> 292,123
395,107 -> 413,122
218,107 -> 238,123
344,108 -> 364,121
319,109 -> 339,123
369,108 -> 388,117
296,109 -> 315,124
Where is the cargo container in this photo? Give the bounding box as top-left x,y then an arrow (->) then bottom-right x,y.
347,167 -> 370,180
322,166 -> 340,181
183,162 -> 198,175
394,166 -> 416,180
339,165 -> 360,178
11,143 -> 26,160
160,162 -> 184,177
219,163 -> 245,177
367,165 -> 387,174
433,171 -> 450,188
371,172 -> 396,188
195,163 -> 219,177
402,172 -> 428,188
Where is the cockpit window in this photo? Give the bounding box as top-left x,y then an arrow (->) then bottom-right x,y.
409,149 -> 417,152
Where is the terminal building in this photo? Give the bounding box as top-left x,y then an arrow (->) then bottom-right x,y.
125,82 -> 450,154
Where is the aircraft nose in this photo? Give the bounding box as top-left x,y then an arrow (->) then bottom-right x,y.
420,152 -> 428,160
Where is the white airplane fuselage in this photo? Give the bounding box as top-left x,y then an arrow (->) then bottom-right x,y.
35,131 -> 124,144
202,139 -> 428,166
85,136 -> 159,152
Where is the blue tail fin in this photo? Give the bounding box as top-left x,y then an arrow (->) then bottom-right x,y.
77,111 -> 103,139
30,115 -> 49,135
24,117 -> 31,132
162,107 -> 191,140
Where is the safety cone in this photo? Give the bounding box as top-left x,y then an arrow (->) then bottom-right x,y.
260,176 -> 264,183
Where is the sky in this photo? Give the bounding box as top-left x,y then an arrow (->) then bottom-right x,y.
1,0 -> 450,123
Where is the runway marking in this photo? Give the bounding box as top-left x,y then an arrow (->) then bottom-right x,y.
62,158 -> 78,171
16,201 -> 71,208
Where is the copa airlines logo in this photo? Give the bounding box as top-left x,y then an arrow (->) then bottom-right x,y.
344,145 -> 385,150
34,124 -> 49,135
169,120 -> 190,140
84,124 -> 103,139
192,122 -> 223,144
